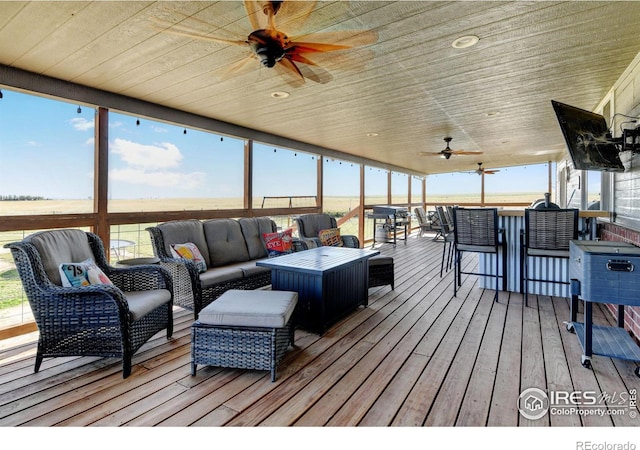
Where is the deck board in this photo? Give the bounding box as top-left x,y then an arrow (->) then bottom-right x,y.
455,290 -> 509,426
486,293 -> 523,426
1,232 -> 639,431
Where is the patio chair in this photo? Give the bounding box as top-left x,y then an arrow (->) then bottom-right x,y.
520,208 -> 579,306
452,207 -> 507,301
4,229 -> 174,378
414,207 -> 433,238
436,206 -> 455,277
294,213 -> 359,248
294,213 -> 394,289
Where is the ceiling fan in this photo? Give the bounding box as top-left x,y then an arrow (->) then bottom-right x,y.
475,162 -> 500,175
151,1 -> 378,88
417,137 -> 484,159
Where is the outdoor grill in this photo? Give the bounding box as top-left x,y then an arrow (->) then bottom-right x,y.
368,206 -> 410,247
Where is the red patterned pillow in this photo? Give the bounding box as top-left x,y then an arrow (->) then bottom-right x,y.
262,228 -> 293,257
318,228 -> 343,247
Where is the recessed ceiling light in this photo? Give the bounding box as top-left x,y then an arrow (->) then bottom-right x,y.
271,91 -> 290,99
452,35 -> 479,49
367,132 -> 379,137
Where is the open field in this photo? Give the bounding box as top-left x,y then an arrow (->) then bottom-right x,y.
0,192 -> 541,215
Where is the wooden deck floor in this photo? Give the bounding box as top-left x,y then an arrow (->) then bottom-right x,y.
1,233 -> 639,433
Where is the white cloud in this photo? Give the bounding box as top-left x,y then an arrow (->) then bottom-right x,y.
111,138 -> 182,170
150,125 -> 169,133
70,117 -> 94,131
110,167 -> 206,189
109,138 -> 205,190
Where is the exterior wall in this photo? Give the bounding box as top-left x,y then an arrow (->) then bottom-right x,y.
609,52 -> 640,231
598,222 -> 640,344
593,51 -> 640,344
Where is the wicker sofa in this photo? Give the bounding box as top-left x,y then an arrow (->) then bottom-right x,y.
147,217 -> 279,317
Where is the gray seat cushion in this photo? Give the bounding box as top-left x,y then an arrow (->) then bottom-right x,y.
157,219 -> 211,267
125,289 -> 172,321
456,243 -> 498,253
199,265 -> 245,288
25,229 -> 95,286
297,214 -> 337,239
239,260 -> 271,277
203,219 -> 250,267
527,248 -> 569,258
239,217 -> 276,260
198,289 -> 298,328
369,255 -> 393,266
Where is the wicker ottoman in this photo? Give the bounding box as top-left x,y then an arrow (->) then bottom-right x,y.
191,289 -> 298,382
369,256 -> 395,289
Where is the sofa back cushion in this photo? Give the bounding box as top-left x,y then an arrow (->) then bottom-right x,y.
25,229 -> 95,286
156,219 -> 210,267
203,219 -> 250,267
239,217 -> 277,260
296,214 -> 337,239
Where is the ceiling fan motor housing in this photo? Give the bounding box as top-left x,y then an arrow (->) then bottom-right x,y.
249,30 -> 287,67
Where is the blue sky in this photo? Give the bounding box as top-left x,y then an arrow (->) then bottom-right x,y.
0,88 -> 560,200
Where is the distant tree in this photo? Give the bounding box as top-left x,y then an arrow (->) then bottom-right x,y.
0,195 -> 46,201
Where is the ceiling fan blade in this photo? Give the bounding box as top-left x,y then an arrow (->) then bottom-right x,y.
214,54 -> 258,80
293,30 -> 379,48
417,151 -> 445,157
450,150 -> 484,155
151,17 -> 247,47
290,42 -> 352,54
244,1 -> 317,34
485,170 -> 500,174
270,0 -> 317,34
243,0 -> 274,30
286,54 -> 333,84
274,58 -> 306,88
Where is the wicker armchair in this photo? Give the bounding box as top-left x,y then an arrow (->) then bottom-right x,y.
294,213 -> 394,289
4,229 -> 173,378
520,208 -> 579,306
294,213 -> 359,248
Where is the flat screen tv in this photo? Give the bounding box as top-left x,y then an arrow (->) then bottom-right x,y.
551,100 -> 624,172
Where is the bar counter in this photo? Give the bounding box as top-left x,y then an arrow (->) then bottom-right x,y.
478,210 -> 611,295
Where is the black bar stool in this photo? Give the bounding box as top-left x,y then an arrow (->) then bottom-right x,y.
520,208 -> 579,306
452,207 -> 507,301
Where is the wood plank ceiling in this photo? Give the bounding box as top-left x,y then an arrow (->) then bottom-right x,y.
1,1 -> 640,176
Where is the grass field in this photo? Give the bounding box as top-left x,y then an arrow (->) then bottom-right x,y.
0,192 -> 541,215
0,193 -> 540,328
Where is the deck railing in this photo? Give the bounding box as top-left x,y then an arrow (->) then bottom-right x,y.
0,201 -> 536,336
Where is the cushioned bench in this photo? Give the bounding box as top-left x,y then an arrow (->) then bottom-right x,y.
191,289 -> 298,382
